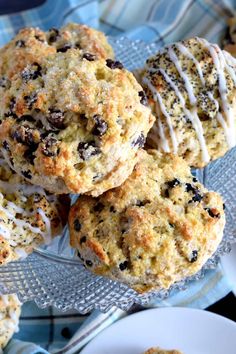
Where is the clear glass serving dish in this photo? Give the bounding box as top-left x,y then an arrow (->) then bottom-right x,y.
0,38 -> 235,314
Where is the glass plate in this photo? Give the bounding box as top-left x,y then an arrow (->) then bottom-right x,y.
0,38 -> 235,314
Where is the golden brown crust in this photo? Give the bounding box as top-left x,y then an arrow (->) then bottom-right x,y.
0,50 -> 154,195
69,149 -> 225,292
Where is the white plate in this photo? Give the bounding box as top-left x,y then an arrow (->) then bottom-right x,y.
81,307 -> 236,354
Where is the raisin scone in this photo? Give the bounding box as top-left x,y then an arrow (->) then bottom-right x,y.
141,37 -> 236,168
0,157 -> 68,265
0,294 -> 21,352
0,50 -> 154,195
69,149 -> 225,293
0,23 -> 113,81
143,348 -> 183,354
223,16 -> 236,57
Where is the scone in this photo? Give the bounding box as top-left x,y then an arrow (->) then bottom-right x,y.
0,294 -> 21,352
0,157 -> 67,265
143,348 -> 183,354
0,50 -> 154,195
0,23 -> 113,80
223,16 -> 236,57
69,149 -> 225,293
141,37 -> 236,168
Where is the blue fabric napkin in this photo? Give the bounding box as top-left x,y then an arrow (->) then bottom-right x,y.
0,0 -> 235,353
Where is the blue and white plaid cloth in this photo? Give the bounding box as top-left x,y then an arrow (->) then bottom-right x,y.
1,0 -> 235,353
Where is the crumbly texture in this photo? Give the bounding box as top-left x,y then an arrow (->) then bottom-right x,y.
223,16 -> 236,57
69,149 -> 225,293
0,23 -> 113,80
0,50 -> 154,195
0,294 -> 21,351
143,348 -> 183,354
141,37 -> 236,168
0,158 -> 68,265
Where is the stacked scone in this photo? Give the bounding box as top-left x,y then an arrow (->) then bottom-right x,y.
0,23 -> 232,294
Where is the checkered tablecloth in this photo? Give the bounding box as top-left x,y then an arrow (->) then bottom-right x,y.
1,0 -> 235,353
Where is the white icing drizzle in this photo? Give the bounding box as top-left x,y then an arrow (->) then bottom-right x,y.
1,295 -> 9,306
144,37 -> 236,163
37,208 -> 52,245
200,38 -> 236,147
14,248 -> 28,259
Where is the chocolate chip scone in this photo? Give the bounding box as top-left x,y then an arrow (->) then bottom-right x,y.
69,149 -> 225,293
143,348 -> 183,354
141,37 -> 236,168
0,50 -> 154,195
0,23 -> 113,81
0,294 -> 21,352
0,157 -> 68,265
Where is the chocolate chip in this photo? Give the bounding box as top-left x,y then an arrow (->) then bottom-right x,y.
21,170 -> 32,179
75,41 -> 81,49
136,200 -> 146,207
5,98 -> 17,118
74,219 -> 81,232
131,133 -> 145,148
57,44 -> 72,53
0,77 -> 10,89
48,28 -> 60,43
47,109 -> 65,130
106,59 -> 123,70
78,141 -> 101,160
24,93 -> 38,110
185,183 -> 203,203
191,193 -> 203,203
23,144 -> 38,164
205,208 -> 221,218
138,91 -> 148,105
15,40 -> 25,48
21,62 -> 42,82
110,206 -> 116,212
2,141 -> 10,151
119,261 -> 128,271
167,178 -> 180,188
85,260 -> 93,267
190,250 -> 198,263
80,236 -> 87,245
41,135 -> 59,157
185,183 -> 196,193
34,35 -> 44,42
93,202 -> 104,212
18,115 -> 35,123
192,177 -> 198,183
92,115 -> 108,136
82,53 -> 96,61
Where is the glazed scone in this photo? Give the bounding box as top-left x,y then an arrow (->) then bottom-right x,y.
0,294 -> 21,352
141,37 -> 236,168
69,149 -> 225,293
0,23 -> 113,81
223,16 -> 236,57
0,158 -> 67,265
143,348 -> 183,354
0,50 -> 154,195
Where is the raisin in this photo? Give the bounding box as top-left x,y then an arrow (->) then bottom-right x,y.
82,53 -> 96,61
185,183 -> 203,203
80,236 -> 87,244
2,141 -> 10,151
21,62 -> 42,82
23,144 -> 38,164
78,141 -> 101,160
48,28 -> 60,43
74,219 -> 81,232
106,59 -> 123,69
167,178 -> 180,188
5,98 -> 17,118
93,202 -> 104,212
190,250 -> 198,263
119,261 -> 128,271
131,133 -> 145,148
92,115 -> 108,136
47,109 -> 65,130
57,44 -> 72,53
11,125 -> 36,147
85,260 -> 93,267
205,208 -> 221,218
138,91 -> 148,105
21,170 -> 32,179
24,93 -> 38,110
15,40 -> 25,48
0,77 -> 10,89
18,115 -> 35,123
41,135 -> 59,157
